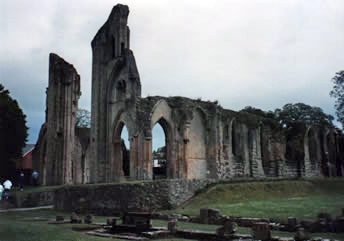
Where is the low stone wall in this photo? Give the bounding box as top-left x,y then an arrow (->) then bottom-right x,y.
15,191 -> 55,207
54,179 -> 215,215
0,191 -> 55,209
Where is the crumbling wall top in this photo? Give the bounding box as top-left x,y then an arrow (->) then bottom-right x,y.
91,4 -> 129,48
49,53 -> 80,89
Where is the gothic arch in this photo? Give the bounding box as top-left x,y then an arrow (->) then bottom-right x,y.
110,111 -> 134,181
150,99 -> 175,178
151,99 -> 174,127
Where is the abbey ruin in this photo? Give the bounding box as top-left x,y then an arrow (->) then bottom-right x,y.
33,4 -> 344,185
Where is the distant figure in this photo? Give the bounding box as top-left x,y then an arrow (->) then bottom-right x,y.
0,184 -> 4,200
19,171 -> 25,191
32,170 -> 39,186
3,180 -> 13,200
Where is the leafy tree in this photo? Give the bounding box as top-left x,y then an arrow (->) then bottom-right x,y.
0,84 -> 28,179
75,109 -> 91,128
274,103 -> 334,127
330,70 -> 344,125
240,106 -> 275,119
240,103 -> 334,128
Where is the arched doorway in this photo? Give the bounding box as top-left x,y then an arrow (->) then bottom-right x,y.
121,125 -> 130,177
112,121 -> 130,180
152,118 -> 169,179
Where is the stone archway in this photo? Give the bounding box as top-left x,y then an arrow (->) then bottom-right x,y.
152,118 -> 173,179
111,119 -> 131,181
150,100 -> 175,179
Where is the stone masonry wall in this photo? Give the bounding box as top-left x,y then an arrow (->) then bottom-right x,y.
0,191 -> 55,209
54,179 -> 214,215
45,53 -> 81,185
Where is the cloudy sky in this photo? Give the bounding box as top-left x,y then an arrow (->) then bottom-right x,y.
1,0 -> 344,146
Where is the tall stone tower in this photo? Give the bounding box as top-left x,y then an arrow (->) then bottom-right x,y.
90,4 -> 141,183
45,53 -> 81,185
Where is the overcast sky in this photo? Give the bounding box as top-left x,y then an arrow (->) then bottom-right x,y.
1,0 -> 344,146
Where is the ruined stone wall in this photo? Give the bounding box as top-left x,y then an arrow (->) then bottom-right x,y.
44,54 -> 81,185
260,121 -> 286,177
72,128 -> 91,184
33,54 -> 89,185
31,4 -> 344,187
34,4 -> 343,186
54,179 -> 215,214
89,5 -> 281,183
90,4 -> 141,183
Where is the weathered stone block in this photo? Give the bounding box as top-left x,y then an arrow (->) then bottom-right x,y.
70,212 -> 82,224
223,221 -> 238,235
252,222 -> 271,241
287,216 -> 297,231
84,214 -> 93,224
168,219 -> 177,233
200,208 -> 209,224
310,218 -> 328,232
189,216 -> 200,223
300,220 -> 313,230
317,212 -> 332,222
208,208 -> 220,224
294,227 -> 310,241
199,208 -> 220,224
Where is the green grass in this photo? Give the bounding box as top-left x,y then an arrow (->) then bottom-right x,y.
0,209 -> 196,241
172,179 -> 344,220
0,210 -> 112,241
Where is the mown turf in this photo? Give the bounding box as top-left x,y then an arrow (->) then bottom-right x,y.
173,179 -> 344,220
0,210 -> 111,241
0,209 -> 196,241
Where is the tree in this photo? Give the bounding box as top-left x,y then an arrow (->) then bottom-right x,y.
330,71 -> 344,126
76,109 -> 91,128
0,84 -> 28,179
274,103 -> 334,127
240,106 -> 275,119
240,103 -> 334,128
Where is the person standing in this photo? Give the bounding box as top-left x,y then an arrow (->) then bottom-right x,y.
0,184 -> 4,200
32,170 -> 39,186
3,180 -> 12,200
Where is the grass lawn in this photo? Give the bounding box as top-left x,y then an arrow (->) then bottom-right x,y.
0,209 -> 194,241
173,179 -> 344,221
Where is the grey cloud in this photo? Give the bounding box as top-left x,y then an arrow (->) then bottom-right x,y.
1,0 -> 343,144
